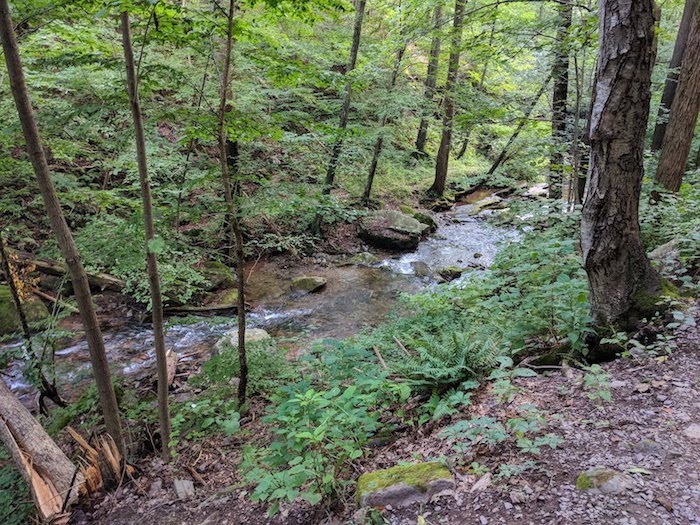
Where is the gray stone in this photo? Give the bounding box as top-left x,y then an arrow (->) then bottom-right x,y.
410,261 -> 432,277
683,424 -> 700,440
648,240 -> 682,275
148,478 -> 163,497
356,462 -> 454,508
576,467 -> 634,494
358,210 -> 430,250
214,328 -> 271,354
291,276 -> 327,293
173,479 -> 195,500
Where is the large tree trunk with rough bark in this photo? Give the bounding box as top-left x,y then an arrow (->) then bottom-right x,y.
0,0 -> 124,452
581,0 -> 661,328
655,3 -> 700,192
120,11 -> 171,460
324,0 -> 366,192
429,0 -> 467,197
0,379 -> 83,521
549,1 -> 573,199
415,3 -> 443,155
650,0 -> 697,152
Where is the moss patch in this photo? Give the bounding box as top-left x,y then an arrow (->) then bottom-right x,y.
356,462 -> 451,502
0,286 -> 49,336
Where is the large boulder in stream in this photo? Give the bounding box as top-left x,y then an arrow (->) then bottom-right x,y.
358,210 -> 430,250
0,286 -> 49,336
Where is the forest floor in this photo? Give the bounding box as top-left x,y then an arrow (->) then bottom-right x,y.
68,301 -> 700,525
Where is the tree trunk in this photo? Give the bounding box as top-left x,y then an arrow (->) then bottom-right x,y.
0,0 -> 124,453
429,0 -> 467,197
549,0 -> 573,199
120,11 -> 171,461
488,73 -> 552,176
0,378 -> 83,521
218,0 -> 248,405
363,42 -> 407,205
581,0 -> 661,328
415,3 -> 443,155
324,0 -> 366,192
655,3 -> 700,192
650,0 -> 697,152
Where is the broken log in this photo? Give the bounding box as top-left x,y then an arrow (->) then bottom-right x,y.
0,379 -> 83,521
5,248 -> 125,292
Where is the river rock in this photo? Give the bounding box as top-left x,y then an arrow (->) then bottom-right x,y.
469,195 -> 504,214
200,261 -> 236,291
0,286 -> 49,336
410,261 -> 432,278
349,252 -> 380,266
438,266 -> 463,281
399,205 -> 438,232
214,328 -> 271,354
356,462 -> 454,508
291,276 -> 327,293
575,467 -> 633,494
358,210 -> 430,250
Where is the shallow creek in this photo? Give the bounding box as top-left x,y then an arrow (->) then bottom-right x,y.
5,203 -> 517,402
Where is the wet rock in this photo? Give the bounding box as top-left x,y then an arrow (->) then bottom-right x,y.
469,196 -> 505,214
291,276 -> 327,293
349,252 -> 380,266
0,286 -> 49,336
356,462 -> 454,508
438,266 -> 463,281
358,210 -> 430,250
410,261 -> 432,278
200,261 -> 236,291
173,479 -> 195,500
683,424 -> 700,440
576,467 -> 634,494
214,328 -> 271,354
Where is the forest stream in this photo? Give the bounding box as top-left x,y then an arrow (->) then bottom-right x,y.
5,201 -> 517,404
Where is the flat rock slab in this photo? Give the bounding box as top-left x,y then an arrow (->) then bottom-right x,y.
214,328 -> 271,354
357,462 -> 454,508
576,467 -> 634,494
291,276 -> 327,293
173,479 -> 195,500
358,210 -> 430,250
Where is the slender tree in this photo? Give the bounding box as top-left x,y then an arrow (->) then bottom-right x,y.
581,0 -> 661,328
363,40 -> 407,205
429,0 -> 467,197
324,0 -> 367,193
0,0 -> 124,452
650,0 -> 697,152
415,2 -> 443,156
655,2 -> 700,192
218,0 -> 248,405
120,11 -> 171,460
549,0 -> 573,199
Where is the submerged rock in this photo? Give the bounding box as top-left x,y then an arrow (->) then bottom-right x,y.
291,276 -> 327,293
0,286 -> 49,336
358,210 -> 430,250
214,328 -> 271,354
356,462 -> 454,508
575,467 -> 633,494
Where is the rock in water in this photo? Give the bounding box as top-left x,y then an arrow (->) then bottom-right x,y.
358,210 -> 430,250
399,205 -> 438,232
214,328 -> 271,354
356,462 -> 454,508
0,286 -> 49,336
575,467 -> 633,494
291,276 -> 327,293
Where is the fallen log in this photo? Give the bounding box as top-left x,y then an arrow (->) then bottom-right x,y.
0,379 -> 83,521
5,248 -> 125,292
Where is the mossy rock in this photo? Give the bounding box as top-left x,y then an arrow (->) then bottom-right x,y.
358,210 -> 430,251
437,266 -> 463,281
399,205 -> 438,232
213,328 -> 271,354
200,261 -> 236,291
356,462 -> 454,508
575,467 -> 633,494
291,276 -> 327,293
0,286 -> 49,336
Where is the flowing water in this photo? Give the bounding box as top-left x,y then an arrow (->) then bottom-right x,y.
4,202 -> 517,402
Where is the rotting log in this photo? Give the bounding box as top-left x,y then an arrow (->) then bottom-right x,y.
0,379 -> 83,521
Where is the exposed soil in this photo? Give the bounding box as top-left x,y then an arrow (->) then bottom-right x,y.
67,302 -> 700,525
